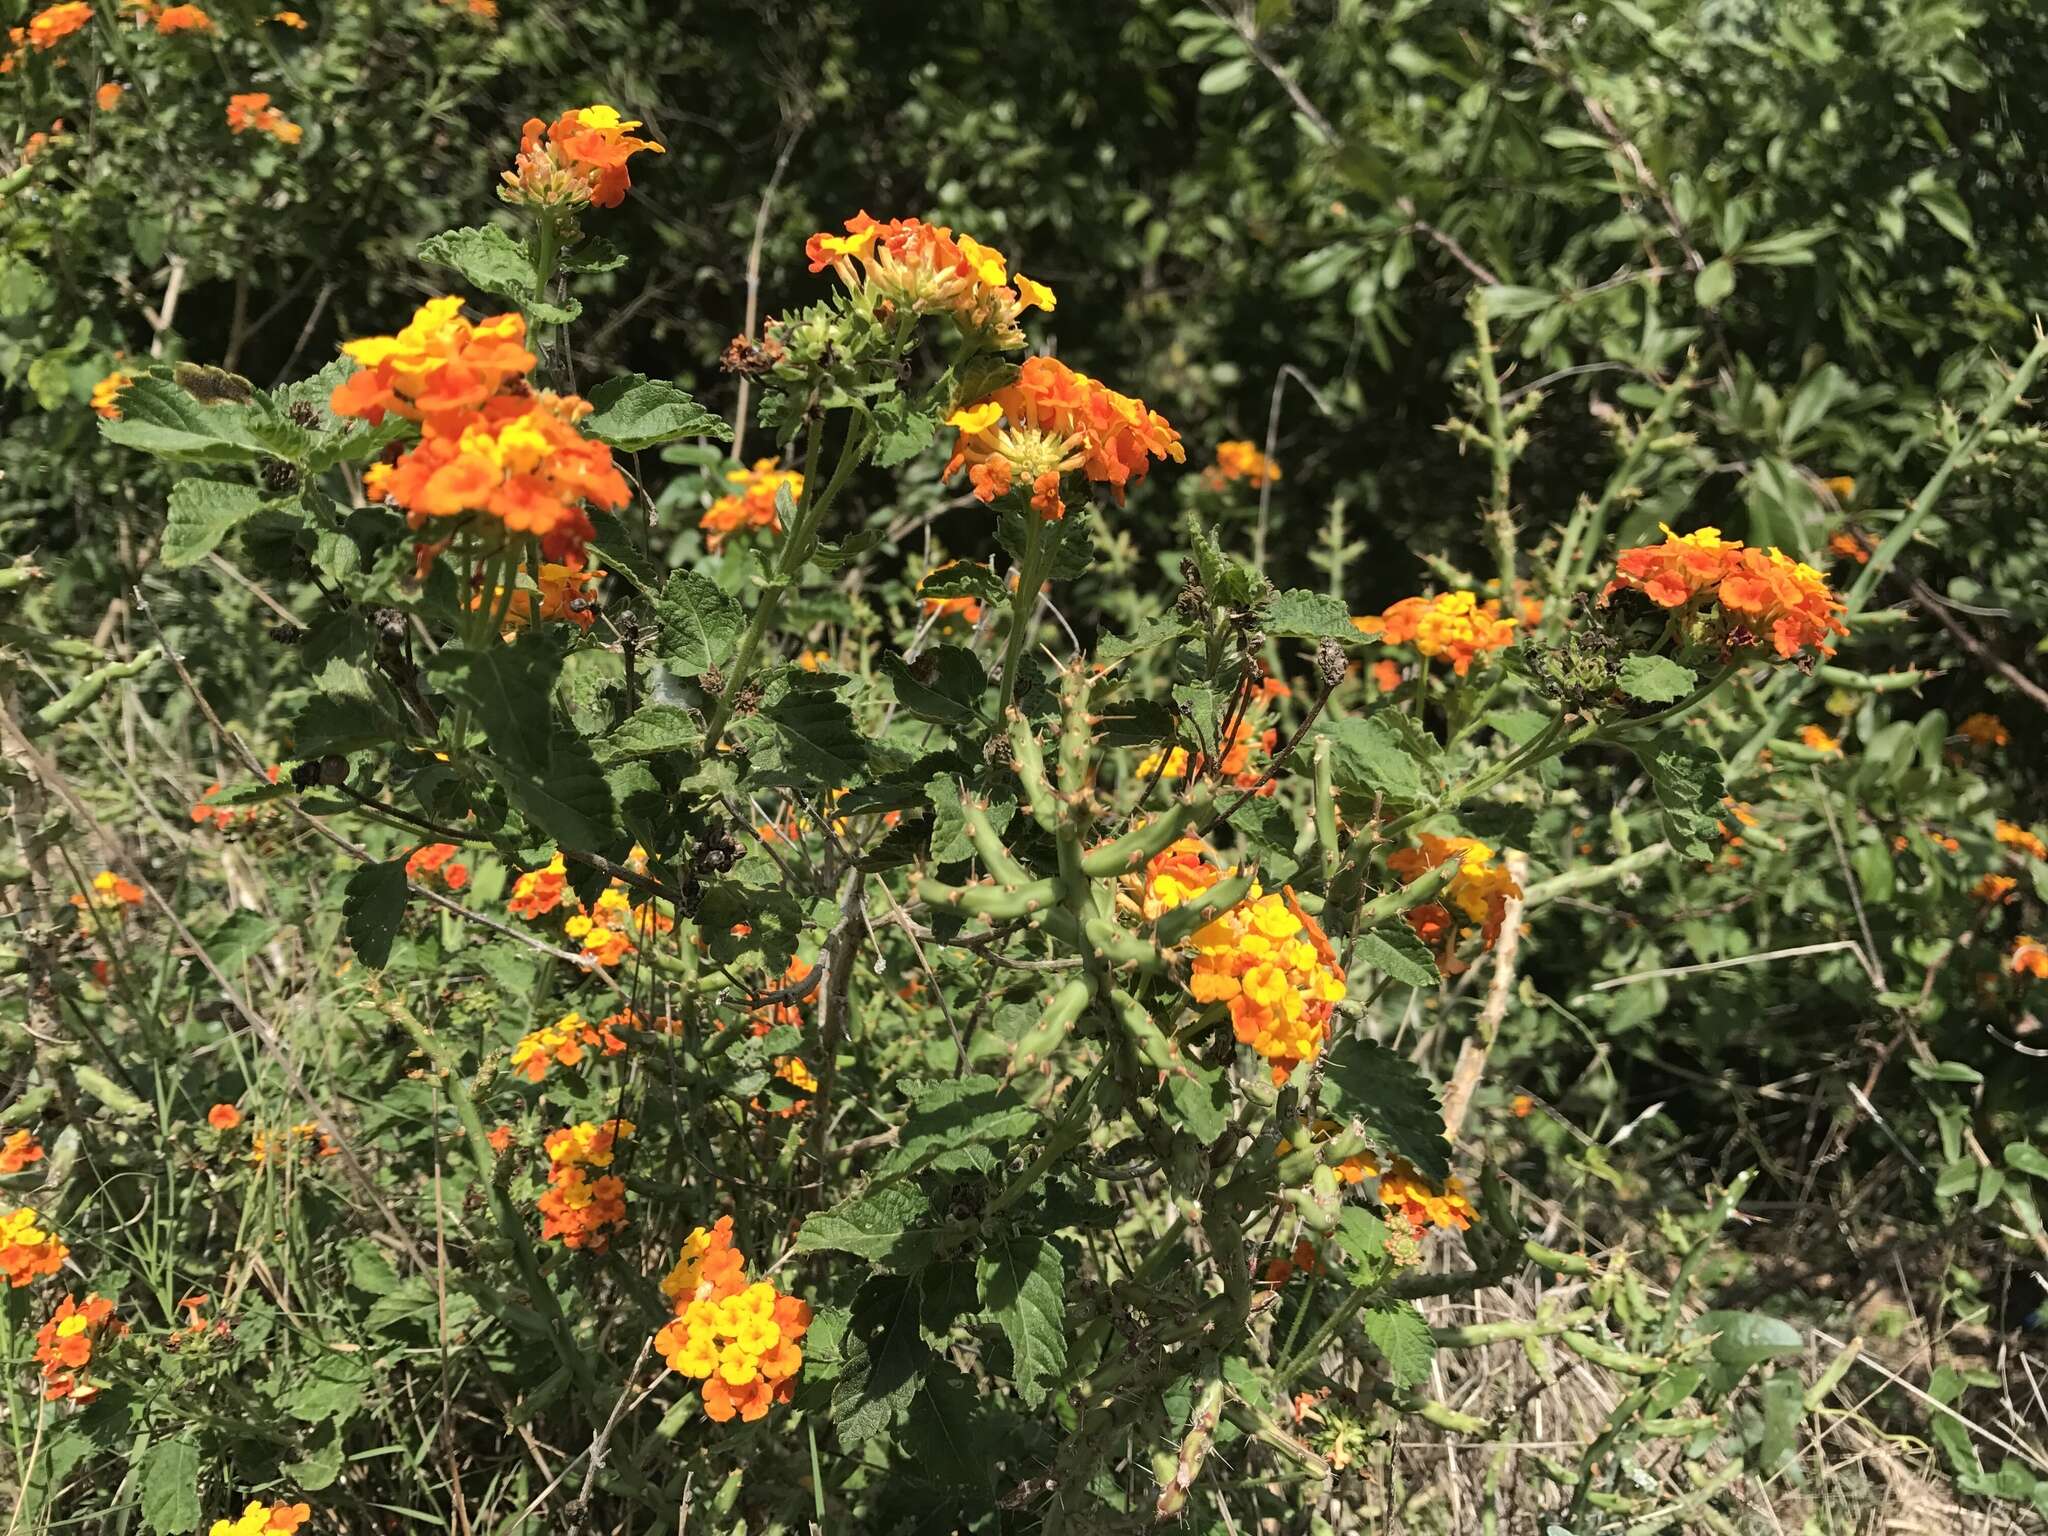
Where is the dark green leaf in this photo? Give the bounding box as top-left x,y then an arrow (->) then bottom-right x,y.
1321,1037 -> 1448,1182
139,1436 -> 202,1535
976,1234 -> 1066,1408
584,374 -> 730,452
654,571 -> 742,677
1631,732 -> 1725,861
342,860 -> 408,969
162,479 -> 265,568
1360,1301 -> 1436,1387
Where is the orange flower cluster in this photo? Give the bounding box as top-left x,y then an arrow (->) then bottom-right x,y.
653,1216 -> 812,1423
1129,836 -> 1226,922
225,93 -> 302,145
1261,1238 -> 1323,1286
1376,1159 -> 1477,1235
1203,440 -> 1281,490
945,355 -> 1184,521
2012,937 -> 2048,980
508,852 -> 569,918
563,879 -> 672,970
501,105 -> 662,211
1135,676 -> 1288,791
1996,820 -> 2048,861
1960,713 -> 2010,749
1355,591 -> 1517,677
510,1010 -> 628,1083
154,4 -> 212,33
1187,886 -> 1346,1082
701,458 -> 802,552
332,297 -> 627,563
90,370 -> 130,419
1604,525 -> 1848,661
207,1502 -> 311,1536
1827,530 -> 1870,564
1,1206 -> 66,1286
208,1104 -> 242,1130
27,3 -> 91,49
0,1130 -> 45,1174
1388,835 -> 1521,974
191,766 -> 282,831
71,870 -> 143,919
272,9 -> 306,26
35,1293 -> 124,1402
251,1121 -> 337,1164
477,558 -> 603,633
806,212 -> 1053,348
1973,873 -> 2018,904
1797,724 -> 1843,756
404,842 -> 470,890
96,81 -> 123,109
538,1118 -> 633,1251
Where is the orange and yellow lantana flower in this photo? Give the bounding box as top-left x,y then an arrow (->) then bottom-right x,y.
510,1011 -> 628,1083
653,1216 -> 812,1423
501,105 -> 662,210
1186,886 -> 1346,1083
701,458 -> 802,552
537,1119 -> 633,1251
1354,591 -> 1517,677
1603,525 -> 1848,661
0,1206 -> 67,1287
36,1293 -> 124,1401
1203,440 -> 1281,490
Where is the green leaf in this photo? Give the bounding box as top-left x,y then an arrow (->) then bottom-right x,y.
832,1275 -> 934,1443
1695,1310 -> 1802,1371
977,1234 -> 1067,1408
1316,714 -> 1433,806
1353,926 -> 1441,990
417,225 -> 535,302
1480,285 -> 1557,320
139,1436 -> 202,1535
1907,1057 -> 1984,1086
879,1075 -> 1040,1178
1334,1206 -> 1391,1287
881,646 -> 986,728
655,571 -> 742,678
870,396 -> 940,468
1616,655 -> 1697,705
1695,258 -> 1736,308
1265,588 -> 1364,642
1165,1061 -> 1232,1147
1198,55 -> 1253,94
280,1425 -> 347,1492
1097,615 -> 1193,665
761,682 -> 870,786
697,883 -> 803,974
798,1186 -> 945,1271
583,374 -> 731,452
917,561 -> 1006,607
342,859 -> 408,969
279,1349 -> 375,1424
595,703 -> 701,767
429,640 -> 615,847
1631,732 -> 1725,861
2004,1143 -> 2048,1182
1360,1301 -> 1436,1387
99,375 -> 263,463
161,479 -> 264,568
1320,1037 -> 1449,1182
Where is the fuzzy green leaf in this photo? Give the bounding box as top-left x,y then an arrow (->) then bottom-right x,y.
342,859 -> 408,969
161,479 -> 265,568
139,1436 -> 202,1535
654,571 -> 742,678
1616,655 -> 1697,705
976,1234 -> 1067,1408
1361,1300 -> 1436,1386
584,374 -> 730,452
1320,1037 -> 1449,1182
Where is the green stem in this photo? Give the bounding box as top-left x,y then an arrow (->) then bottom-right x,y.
1469,293 -> 1518,596
994,510 -> 1051,724
702,414 -> 872,754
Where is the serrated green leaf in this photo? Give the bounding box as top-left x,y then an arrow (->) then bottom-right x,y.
880,1075 -> 1040,1178
798,1186 -> 945,1271
1165,1061 -> 1232,1146
584,374 -> 730,452
342,859 -> 408,968
279,1349 -> 374,1424
697,883 -> 803,974
655,571 -> 742,677
161,480 -> 264,568
977,1234 -> 1066,1408
832,1275 -> 934,1443
595,702 -> 701,766
1631,732 -> 1724,861
139,1436 -> 202,1535
417,225 -> 535,301
1361,1300 -> 1436,1386
1266,588 -> 1365,642
99,376 -> 263,464
1616,655 -> 1697,705
881,646 -> 985,728
1320,1038 -> 1448,1182
1097,615 -> 1194,665
761,683 -> 869,785
1316,714 -> 1432,806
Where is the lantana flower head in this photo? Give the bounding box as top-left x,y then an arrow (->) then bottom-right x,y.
0,1129 -> 45,1174
1376,1160 -> 1477,1235
90,370 -> 131,419
1186,886 -> 1346,1083
1387,835 -> 1520,973
154,4 -> 212,32
653,1218 -> 811,1423
225,92 -> 302,145
1127,836 -> 1225,922
36,1292 -> 125,1401
701,458 -> 801,552
508,852 -> 569,918
1135,676 -> 1288,791
331,297 -> 536,429
805,212 -> 1053,348
1203,440 -> 1281,490
1603,525 -> 1848,661
944,355 -> 1184,521
207,1503 -> 311,1536
27,3 -> 92,49
71,870 -> 143,919
510,1010 -> 627,1083
1798,724 -> 1842,756
2013,936 -> 2048,980
361,390 -> 628,562
404,842 -> 470,890
538,1118 -> 634,1251
1996,820 -> 2048,861
0,1206 -> 67,1286
501,106 -> 662,211
1354,591 -> 1517,677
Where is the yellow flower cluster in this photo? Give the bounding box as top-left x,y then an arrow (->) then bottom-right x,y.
1354,591 -> 1517,677
1387,835 -> 1521,974
1,1206 -> 67,1288
653,1216 -> 812,1423
510,1010 -> 628,1083
1187,887 -> 1346,1082
207,1503 -> 310,1536
1275,1122 -> 1477,1235
538,1119 -> 634,1251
